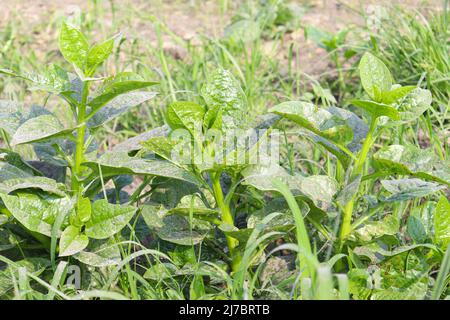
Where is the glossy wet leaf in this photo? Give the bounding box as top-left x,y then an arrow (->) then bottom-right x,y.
11,114 -> 75,146
0,176 -> 66,197
83,151 -> 199,185
434,196 -> 450,250
85,199 -> 137,239
87,91 -> 156,127
359,52 -> 392,101
0,192 -> 72,237
59,225 -> 89,256
269,101 -> 353,144
58,22 -> 88,71
381,179 -> 445,202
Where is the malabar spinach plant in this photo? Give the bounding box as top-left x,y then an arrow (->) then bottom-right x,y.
0,22 -> 157,260
269,52 -> 449,253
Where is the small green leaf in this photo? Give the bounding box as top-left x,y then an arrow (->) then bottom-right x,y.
11,114 -> 75,146
85,199 -> 137,239
88,72 -> 157,115
86,37 -> 115,75
59,225 -> 89,257
166,101 -> 205,134
434,196 -> 450,250
359,52 -> 392,101
59,22 -> 89,71
350,99 -> 400,120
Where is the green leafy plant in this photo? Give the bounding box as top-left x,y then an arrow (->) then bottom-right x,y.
269,52 -> 448,253
0,22 -> 157,260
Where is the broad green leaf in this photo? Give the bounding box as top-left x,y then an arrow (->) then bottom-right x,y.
87,91 -> 156,127
434,196 -> 450,249
0,100 -> 23,136
0,65 -> 71,94
113,125 -> 168,152
382,85 -> 416,104
141,204 -> 211,245
167,194 -> 218,219
11,114 -> 75,146
224,19 -> 261,44
359,52 -> 392,101
83,151 -> 199,185
350,99 -> 400,120
373,145 -> 449,186
144,262 -> 179,280
86,37 -> 114,75
350,214 -> 399,243
140,136 -> 178,162
73,239 -> 121,267
0,176 -> 66,197
201,69 -> 248,131
88,73 -> 157,116
59,225 -> 89,256
85,199 -> 137,239
28,64 -> 71,93
269,101 -> 353,144
0,192 -> 72,237
242,162 -> 337,212
58,22 -> 89,71
353,243 -> 436,264
165,101 -> 205,134
0,258 -> 50,297
71,196 -> 91,227
0,162 -> 32,182
381,179 -> 445,202
327,106 -> 368,152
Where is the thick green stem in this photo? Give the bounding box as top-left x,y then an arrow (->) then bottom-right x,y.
338,117 -> 378,246
211,172 -> 241,271
71,82 -> 89,193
